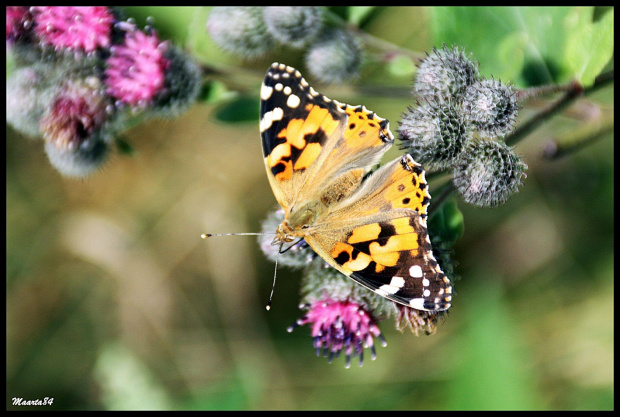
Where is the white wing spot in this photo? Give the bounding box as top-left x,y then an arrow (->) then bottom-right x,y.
283,86 -> 292,95
377,277 -> 405,297
409,265 -> 423,278
260,84 -> 273,100
409,298 -> 426,310
378,284 -> 398,295
390,276 -> 405,288
286,94 -> 301,108
259,107 -> 284,133
275,83 -> 283,91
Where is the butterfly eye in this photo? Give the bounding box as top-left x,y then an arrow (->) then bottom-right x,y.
301,225 -> 310,229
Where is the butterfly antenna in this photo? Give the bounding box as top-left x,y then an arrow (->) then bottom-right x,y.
201,232 -> 274,238
201,231 -> 281,310
266,242 -> 284,311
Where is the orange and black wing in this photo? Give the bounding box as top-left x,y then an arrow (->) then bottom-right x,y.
305,155 -> 452,311
259,63 -> 394,210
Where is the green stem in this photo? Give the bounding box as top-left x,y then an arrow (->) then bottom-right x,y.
584,70 -> 615,96
542,116 -> 614,159
506,71 -> 613,147
324,9 -> 426,62
428,181 -> 455,218
515,81 -> 579,102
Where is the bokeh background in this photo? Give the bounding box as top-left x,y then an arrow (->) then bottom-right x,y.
6,7 -> 613,410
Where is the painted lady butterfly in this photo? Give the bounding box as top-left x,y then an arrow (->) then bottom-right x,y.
259,63 -> 452,311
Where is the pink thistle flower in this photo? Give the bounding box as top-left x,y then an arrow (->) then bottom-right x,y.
40,76 -> 110,150
31,6 -> 114,53
288,298 -> 387,368
104,27 -> 170,108
6,6 -> 33,43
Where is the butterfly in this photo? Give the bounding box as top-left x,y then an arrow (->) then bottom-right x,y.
258,63 -> 452,311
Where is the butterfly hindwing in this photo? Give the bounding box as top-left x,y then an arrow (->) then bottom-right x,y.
304,155 -> 452,311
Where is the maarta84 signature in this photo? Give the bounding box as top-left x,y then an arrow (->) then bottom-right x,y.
12,397 -> 54,406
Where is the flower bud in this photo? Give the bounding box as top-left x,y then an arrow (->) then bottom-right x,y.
150,44 -> 202,118
452,139 -> 527,207
262,6 -> 323,49
398,98 -> 471,171
304,28 -> 361,84
6,65 -> 59,138
40,76 -> 113,177
44,135 -> 110,178
414,44 -> 478,100
206,7 -> 274,59
462,78 -> 518,138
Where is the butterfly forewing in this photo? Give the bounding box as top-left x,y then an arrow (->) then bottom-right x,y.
260,63 -> 394,209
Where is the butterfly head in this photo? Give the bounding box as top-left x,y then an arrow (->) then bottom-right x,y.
272,201 -> 319,245
272,220 -> 296,246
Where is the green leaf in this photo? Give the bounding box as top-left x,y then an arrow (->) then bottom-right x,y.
212,95 -> 258,124
387,55 -> 417,77
431,7 -> 595,87
347,6 -> 377,26
187,7 -> 235,67
564,9 -> 614,87
120,7 -> 202,45
94,343 -> 173,410
446,274 -> 543,410
115,137 -> 135,156
429,196 -> 464,245
199,80 -> 235,104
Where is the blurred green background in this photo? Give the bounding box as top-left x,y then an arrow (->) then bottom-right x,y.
6,7 -> 613,410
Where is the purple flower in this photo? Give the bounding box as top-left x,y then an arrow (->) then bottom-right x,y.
39,77 -> 110,150
6,6 -> 33,44
288,298 -> 387,368
31,6 -> 114,53
105,27 -> 170,108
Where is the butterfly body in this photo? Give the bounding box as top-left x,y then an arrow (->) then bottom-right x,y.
261,63 -> 452,312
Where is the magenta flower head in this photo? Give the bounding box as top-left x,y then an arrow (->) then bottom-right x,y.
288,298 -> 387,368
105,25 -> 170,108
31,6 -> 114,53
39,76 -> 112,177
6,6 -> 33,44
40,76 -> 110,149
